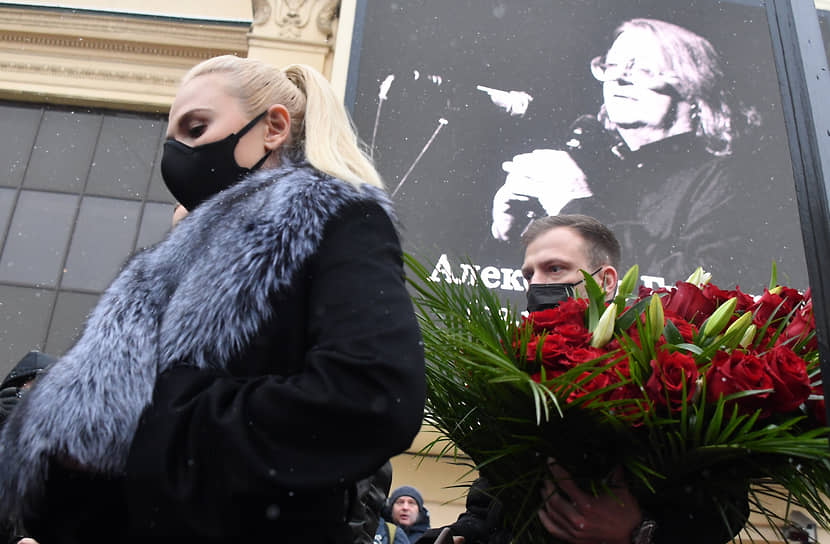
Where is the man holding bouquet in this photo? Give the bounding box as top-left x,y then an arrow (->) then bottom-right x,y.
420,214 -> 748,544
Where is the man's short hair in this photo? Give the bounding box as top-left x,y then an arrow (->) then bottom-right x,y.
521,214 -> 621,269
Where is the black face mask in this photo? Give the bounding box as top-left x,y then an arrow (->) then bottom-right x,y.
161,111 -> 272,212
525,267 -> 603,312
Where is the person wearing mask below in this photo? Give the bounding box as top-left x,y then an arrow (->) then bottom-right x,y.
0,55 -> 425,543
489,18 -> 796,290
384,486 -> 431,544
421,215 -> 748,544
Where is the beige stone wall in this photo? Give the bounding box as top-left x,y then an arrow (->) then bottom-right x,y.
0,0 -> 341,112
6,0 -> 252,20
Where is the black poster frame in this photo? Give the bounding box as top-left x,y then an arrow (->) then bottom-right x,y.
765,0 -> 830,425
345,0 -> 830,422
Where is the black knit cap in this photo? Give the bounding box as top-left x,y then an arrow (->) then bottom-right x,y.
389,485 -> 424,511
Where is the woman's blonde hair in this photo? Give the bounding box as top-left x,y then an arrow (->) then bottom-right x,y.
181,55 -> 383,189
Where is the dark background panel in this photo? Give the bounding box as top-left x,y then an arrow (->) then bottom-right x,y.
44,291 -> 99,361
350,0 -> 816,309
23,109 -> 101,194
0,103 -> 41,189
85,114 -> 164,200
61,197 -> 142,291
0,286 -> 54,376
0,191 -> 78,288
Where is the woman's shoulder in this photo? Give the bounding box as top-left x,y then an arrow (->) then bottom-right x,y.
250,162 -> 396,225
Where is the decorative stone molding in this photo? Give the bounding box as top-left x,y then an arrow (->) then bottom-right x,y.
250,0 -> 339,40
316,0 -> 339,39
252,0 -> 272,26
0,5 -> 249,112
246,0 -> 340,75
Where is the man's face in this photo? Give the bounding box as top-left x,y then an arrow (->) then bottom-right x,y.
522,226 -> 604,298
391,495 -> 419,528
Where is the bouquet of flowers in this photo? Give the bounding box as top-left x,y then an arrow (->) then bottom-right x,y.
406,255 -> 830,543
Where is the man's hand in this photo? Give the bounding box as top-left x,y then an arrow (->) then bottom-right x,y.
538,461 -> 642,544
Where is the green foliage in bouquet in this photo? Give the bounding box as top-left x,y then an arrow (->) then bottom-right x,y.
406,254 -> 830,543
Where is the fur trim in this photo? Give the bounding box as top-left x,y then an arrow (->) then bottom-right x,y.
0,163 -> 395,517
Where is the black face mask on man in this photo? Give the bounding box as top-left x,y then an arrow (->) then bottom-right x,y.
161,111 -> 272,211
525,267 -> 603,312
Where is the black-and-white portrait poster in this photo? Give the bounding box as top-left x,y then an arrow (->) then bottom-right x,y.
347,0 -> 815,310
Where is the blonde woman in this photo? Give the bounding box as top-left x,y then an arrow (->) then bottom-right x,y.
0,55 -> 425,543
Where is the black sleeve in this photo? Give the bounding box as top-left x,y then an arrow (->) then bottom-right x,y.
419,478 -> 510,544
124,201 -> 425,535
645,472 -> 750,544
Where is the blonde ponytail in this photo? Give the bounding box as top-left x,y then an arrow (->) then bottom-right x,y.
282,64 -> 383,189
181,55 -> 383,190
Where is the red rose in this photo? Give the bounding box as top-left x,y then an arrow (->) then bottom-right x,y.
705,350 -> 773,415
562,346 -> 608,366
645,349 -> 699,411
567,370 -> 614,405
664,310 -> 697,342
778,292 -> 816,352
752,287 -> 804,328
605,359 -> 647,421
527,325 -> 593,371
661,282 -> 715,326
762,345 -> 811,413
528,298 -> 588,333
638,285 -> 669,298
702,284 -> 755,312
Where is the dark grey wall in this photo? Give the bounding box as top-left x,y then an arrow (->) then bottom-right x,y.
0,101 -> 173,375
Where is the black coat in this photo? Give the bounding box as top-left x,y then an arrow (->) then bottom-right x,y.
418,476 -> 748,544
0,164 -> 425,543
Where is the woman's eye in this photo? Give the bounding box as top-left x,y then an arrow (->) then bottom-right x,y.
549,266 -> 562,273
187,124 -> 206,138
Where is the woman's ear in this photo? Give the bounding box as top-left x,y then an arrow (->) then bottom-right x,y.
263,104 -> 291,151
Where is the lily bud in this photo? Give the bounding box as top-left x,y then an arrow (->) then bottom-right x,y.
739,324 -> 757,348
590,302 -> 617,348
685,266 -> 712,287
648,294 -> 664,339
686,267 -> 703,286
617,265 -> 639,300
702,297 -> 738,338
724,311 -> 753,339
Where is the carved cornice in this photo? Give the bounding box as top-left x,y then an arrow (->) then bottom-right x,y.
0,5 -> 249,111
0,59 -> 179,87
251,0 -> 339,41
0,31 -> 236,62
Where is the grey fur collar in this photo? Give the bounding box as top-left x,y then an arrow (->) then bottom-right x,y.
0,163 -> 395,516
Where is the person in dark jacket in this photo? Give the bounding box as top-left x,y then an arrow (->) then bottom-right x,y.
0,351 -> 55,544
374,516 -> 411,544
384,486 -> 431,544
0,55 -> 425,544
0,352 -> 55,427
